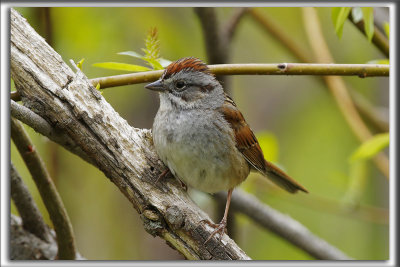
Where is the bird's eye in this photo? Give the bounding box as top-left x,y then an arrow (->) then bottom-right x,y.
175,81 -> 186,90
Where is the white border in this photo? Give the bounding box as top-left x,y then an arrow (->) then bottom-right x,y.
1,2 -> 396,267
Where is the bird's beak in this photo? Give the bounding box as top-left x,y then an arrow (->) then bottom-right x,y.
145,79 -> 165,92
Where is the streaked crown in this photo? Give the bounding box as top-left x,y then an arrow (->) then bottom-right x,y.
162,57 -> 212,80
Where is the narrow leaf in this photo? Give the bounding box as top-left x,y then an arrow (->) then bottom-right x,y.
350,133 -> 389,161
361,7 -> 374,42
92,62 -> 151,72
332,7 -> 352,39
77,58 -> 85,70
351,7 -> 363,23
118,51 -> 144,59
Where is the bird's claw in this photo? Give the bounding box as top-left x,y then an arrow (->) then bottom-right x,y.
202,219 -> 227,244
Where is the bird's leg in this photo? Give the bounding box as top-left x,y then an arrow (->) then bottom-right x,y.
204,189 -> 233,244
156,168 -> 170,184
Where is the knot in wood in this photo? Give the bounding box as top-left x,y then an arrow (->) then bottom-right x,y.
165,205 -> 185,230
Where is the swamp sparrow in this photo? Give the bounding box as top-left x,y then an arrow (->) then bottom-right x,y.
146,57 -> 308,243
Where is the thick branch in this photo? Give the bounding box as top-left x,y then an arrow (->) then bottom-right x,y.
11,118 -> 77,259
11,162 -> 53,243
90,63 -> 389,89
10,8 -> 249,260
11,99 -> 93,164
215,190 -> 352,260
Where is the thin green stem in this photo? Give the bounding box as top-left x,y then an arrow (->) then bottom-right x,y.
11,118 -> 77,259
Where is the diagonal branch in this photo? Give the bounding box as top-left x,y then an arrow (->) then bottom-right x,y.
215,190 -> 352,260
10,8 -> 249,260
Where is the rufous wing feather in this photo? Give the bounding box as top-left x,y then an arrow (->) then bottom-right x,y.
219,94 -> 308,193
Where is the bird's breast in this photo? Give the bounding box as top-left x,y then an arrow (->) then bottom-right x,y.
152,109 -> 249,193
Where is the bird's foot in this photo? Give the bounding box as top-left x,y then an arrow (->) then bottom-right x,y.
202,218 -> 227,244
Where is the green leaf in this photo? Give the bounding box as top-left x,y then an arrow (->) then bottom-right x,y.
350,133 -> 389,162
383,22 -> 389,39
342,160 -> 367,210
118,51 -> 144,59
76,58 -> 85,70
332,7 -> 352,39
366,59 -> 389,65
351,7 -> 363,23
257,131 -> 279,163
92,62 -> 151,72
361,7 -> 374,42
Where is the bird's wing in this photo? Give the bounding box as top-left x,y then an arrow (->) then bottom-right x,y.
218,93 -> 308,193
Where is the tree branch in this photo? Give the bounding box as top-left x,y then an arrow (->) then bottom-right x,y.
224,7 -> 249,42
89,63 -> 389,89
11,162 -> 53,243
302,7 -> 389,179
10,214 -> 57,260
348,12 -> 389,58
11,117 -> 77,259
11,99 -> 93,164
215,190 -> 352,260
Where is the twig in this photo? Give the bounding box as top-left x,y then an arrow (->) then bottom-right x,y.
11,162 -> 53,243
248,8 -> 313,63
89,63 -> 389,89
302,7 -> 389,179
224,7 -> 249,42
248,8 -> 389,134
348,12 -> 389,58
215,190 -> 352,260
10,117 -> 77,259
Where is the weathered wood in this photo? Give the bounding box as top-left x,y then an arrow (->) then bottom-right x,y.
10,8 -> 250,260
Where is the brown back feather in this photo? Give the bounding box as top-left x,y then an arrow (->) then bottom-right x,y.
218,94 -> 308,193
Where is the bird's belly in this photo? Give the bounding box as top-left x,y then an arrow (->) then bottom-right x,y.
153,114 -> 250,193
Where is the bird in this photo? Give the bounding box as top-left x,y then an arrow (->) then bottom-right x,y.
145,57 -> 308,243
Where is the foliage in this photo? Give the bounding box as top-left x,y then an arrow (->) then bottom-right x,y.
350,133 -> 389,162
331,7 -> 375,42
92,27 -> 170,72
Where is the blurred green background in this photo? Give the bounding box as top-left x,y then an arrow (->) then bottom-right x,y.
10,7 -> 389,260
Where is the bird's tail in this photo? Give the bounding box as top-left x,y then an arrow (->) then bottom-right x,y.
263,160 -> 308,193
